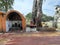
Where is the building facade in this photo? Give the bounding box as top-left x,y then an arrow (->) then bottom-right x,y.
0,10 -> 26,32
53,5 -> 60,28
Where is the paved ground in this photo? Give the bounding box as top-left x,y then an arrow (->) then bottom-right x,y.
0,32 -> 60,45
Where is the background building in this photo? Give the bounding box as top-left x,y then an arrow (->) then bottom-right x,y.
53,5 -> 60,28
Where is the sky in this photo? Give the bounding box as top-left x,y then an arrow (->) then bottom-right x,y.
13,0 -> 60,16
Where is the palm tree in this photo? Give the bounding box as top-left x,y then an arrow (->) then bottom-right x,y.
0,0 -> 14,12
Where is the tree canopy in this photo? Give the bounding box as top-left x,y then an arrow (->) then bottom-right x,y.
42,14 -> 54,22
26,13 -> 54,22
0,0 -> 14,12
26,13 -> 32,20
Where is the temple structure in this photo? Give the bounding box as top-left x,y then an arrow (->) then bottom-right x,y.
0,10 -> 26,32
53,5 -> 60,28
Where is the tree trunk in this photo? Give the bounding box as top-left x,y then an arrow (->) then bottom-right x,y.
32,0 -> 37,24
5,5 -> 8,12
36,0 -> 43,31
5,0 -> 8,12
32,0 -> 43,31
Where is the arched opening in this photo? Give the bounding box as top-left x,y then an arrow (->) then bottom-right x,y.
6,12 -> 22,32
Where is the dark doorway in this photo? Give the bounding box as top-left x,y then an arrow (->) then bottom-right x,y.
6,12 -> 22,32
